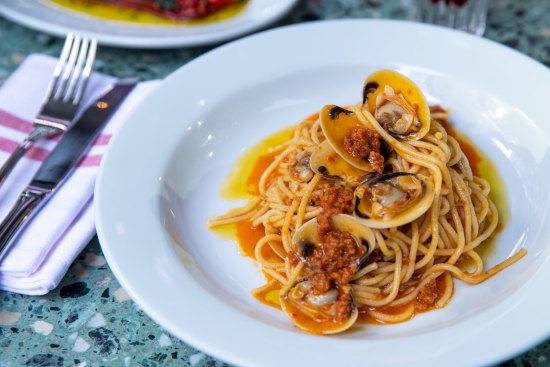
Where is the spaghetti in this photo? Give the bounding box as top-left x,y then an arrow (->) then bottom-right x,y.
208,70 -> 526,334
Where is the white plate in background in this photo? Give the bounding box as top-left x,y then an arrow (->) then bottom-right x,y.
95,20 -> 550,367
0,0 -> 298,48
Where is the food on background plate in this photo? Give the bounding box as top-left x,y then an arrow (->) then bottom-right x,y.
50,0 -> 246,22
93,0 -> 242,19
208,70 -> 526,335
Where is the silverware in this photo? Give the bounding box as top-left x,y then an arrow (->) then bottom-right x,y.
0,33 -> 97,187
0,81 -> 137,263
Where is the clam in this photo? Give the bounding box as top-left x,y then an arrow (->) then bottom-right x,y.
309,140 -> 369,184
319,105 -> 384,173
294,152 -> 314,182
280,281 -> 358,335
292,214 -> 376,264
362,70 -> 430,140
280,214 -> 375,334
354,172 -> 435,228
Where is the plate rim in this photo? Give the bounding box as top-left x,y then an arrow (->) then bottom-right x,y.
95,18 -> 550,367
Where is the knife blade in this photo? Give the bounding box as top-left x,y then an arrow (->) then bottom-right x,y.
0,81 -> 136,262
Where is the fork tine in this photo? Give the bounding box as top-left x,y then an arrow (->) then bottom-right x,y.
64,37 -> 89,103
53,34 -> 82,101
72,38 -> 97,105
42,33 -> 74,104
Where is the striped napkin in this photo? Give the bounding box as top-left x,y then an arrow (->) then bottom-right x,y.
0,54 -> 160,295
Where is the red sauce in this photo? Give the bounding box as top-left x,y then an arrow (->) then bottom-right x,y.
342,126 -> 384,173
235,221 -> 265,259
359,303 -> 413,326
358,275 -> 451,325
233,137 -> 292,261
439,119 -> 482,176
253,280 -> 282,310
246,152 -> 277,196
311,186 -> 354,237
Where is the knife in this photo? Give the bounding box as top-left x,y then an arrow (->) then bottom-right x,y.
0,81 -> 136,262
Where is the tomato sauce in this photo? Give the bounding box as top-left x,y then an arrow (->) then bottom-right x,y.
253,281 -> 282,310
246,153 -> 277,196
234,221 -> 264,259
439,119 -> 482,176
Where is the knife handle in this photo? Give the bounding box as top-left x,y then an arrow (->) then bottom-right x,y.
0,186 -> 50,262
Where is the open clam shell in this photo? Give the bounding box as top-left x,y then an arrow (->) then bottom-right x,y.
280,286 -> 359,335
319,105 -> 381,172
362,70 -> 430,141
309,140 -> 369,184
292,214 -> 375,264
354,172 -> 435,229
279,214 -> 375,334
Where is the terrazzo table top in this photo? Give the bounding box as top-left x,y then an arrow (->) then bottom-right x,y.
1,0 -> 549,366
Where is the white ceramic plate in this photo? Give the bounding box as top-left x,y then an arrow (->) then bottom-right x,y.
95,20 -> 550,367
0,0 -> 297,48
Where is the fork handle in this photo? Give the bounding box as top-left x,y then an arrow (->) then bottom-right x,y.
0,129 -> 46,187
0,186 -> 50,262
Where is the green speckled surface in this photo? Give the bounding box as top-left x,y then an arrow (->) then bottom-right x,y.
0,1 -> 549,366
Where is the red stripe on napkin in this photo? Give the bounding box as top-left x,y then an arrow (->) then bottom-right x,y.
77,155 -> 102,167
0,137 -> 50,161
93,135 -> 111,145
0,110 -> 33,134
0,109 -> 112,145
0,137 -> 103,167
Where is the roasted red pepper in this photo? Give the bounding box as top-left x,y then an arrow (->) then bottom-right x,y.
97,0 -> 241,19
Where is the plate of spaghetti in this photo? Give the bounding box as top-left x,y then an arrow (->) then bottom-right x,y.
96,20 -> 550,367
0,0 -> 297,48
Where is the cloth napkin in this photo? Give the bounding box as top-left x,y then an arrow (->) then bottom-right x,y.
0,54 -> 160,295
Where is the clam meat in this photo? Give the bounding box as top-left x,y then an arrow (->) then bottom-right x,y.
362,70 -> 430,140
354,172 -> 435,228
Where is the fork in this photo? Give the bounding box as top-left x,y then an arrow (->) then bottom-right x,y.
0,33 -> 97,187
